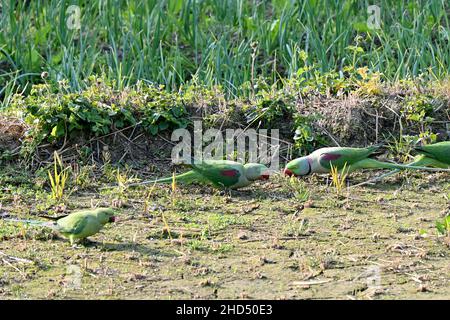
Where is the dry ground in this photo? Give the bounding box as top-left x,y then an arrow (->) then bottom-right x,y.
0,169 -> 449,300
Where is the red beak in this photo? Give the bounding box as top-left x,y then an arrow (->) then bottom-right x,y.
284,169 -> 294,176
109,216 -> 117,223
260,174 -> 270,180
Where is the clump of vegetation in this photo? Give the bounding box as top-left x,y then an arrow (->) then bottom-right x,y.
293,114 -> 328,155
137,85 -> 189,136
16,79 -> 135,145
48,151 -> 69,202
386,134 -> 417,164
14,78 -> 190,147
283,177 -> 310,203
436,216 -> 450,237
330,163 -> 349,196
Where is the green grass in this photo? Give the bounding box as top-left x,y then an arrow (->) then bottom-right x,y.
1,0 -> 449,101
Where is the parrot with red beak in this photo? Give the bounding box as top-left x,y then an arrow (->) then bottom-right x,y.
2,208 -> 116,246
284,145 -> 450,177
128,160 -> 270,189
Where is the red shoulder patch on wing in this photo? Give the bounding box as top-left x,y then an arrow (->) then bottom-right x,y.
321,153 -> 341,161
221,169 -> 238,177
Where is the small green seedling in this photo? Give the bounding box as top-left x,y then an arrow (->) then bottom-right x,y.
330,162 -> 349,196
48,151 -> 69,201
435,216 -> 450,236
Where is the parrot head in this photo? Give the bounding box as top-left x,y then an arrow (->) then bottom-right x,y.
284,157 -> 311,177
244,163 -> 271,181
95,208 -> 117,224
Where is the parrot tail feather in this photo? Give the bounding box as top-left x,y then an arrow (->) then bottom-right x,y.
1,218 -> 56,228
126,170 -> 203,187
355,158 -> 450,171
350,169 -> 401,188
351,155 -> 450,188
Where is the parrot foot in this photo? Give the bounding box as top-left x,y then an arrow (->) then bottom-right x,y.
70,238 -> 94,248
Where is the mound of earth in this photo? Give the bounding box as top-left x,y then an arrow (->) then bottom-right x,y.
0,116 -> 26,153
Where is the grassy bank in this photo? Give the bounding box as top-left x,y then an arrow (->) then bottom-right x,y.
1,73 -> 449,168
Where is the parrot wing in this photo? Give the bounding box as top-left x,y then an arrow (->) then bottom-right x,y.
191,161 -> 242,188
56,214 -> 89,235
318,146 -> 379,170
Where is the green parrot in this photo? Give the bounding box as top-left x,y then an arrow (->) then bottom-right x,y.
352,141 -> 450,187
410,141 -> 450,168
284,145 -> 450,177
3,208 -> 116,246
128,160 -> 270,189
